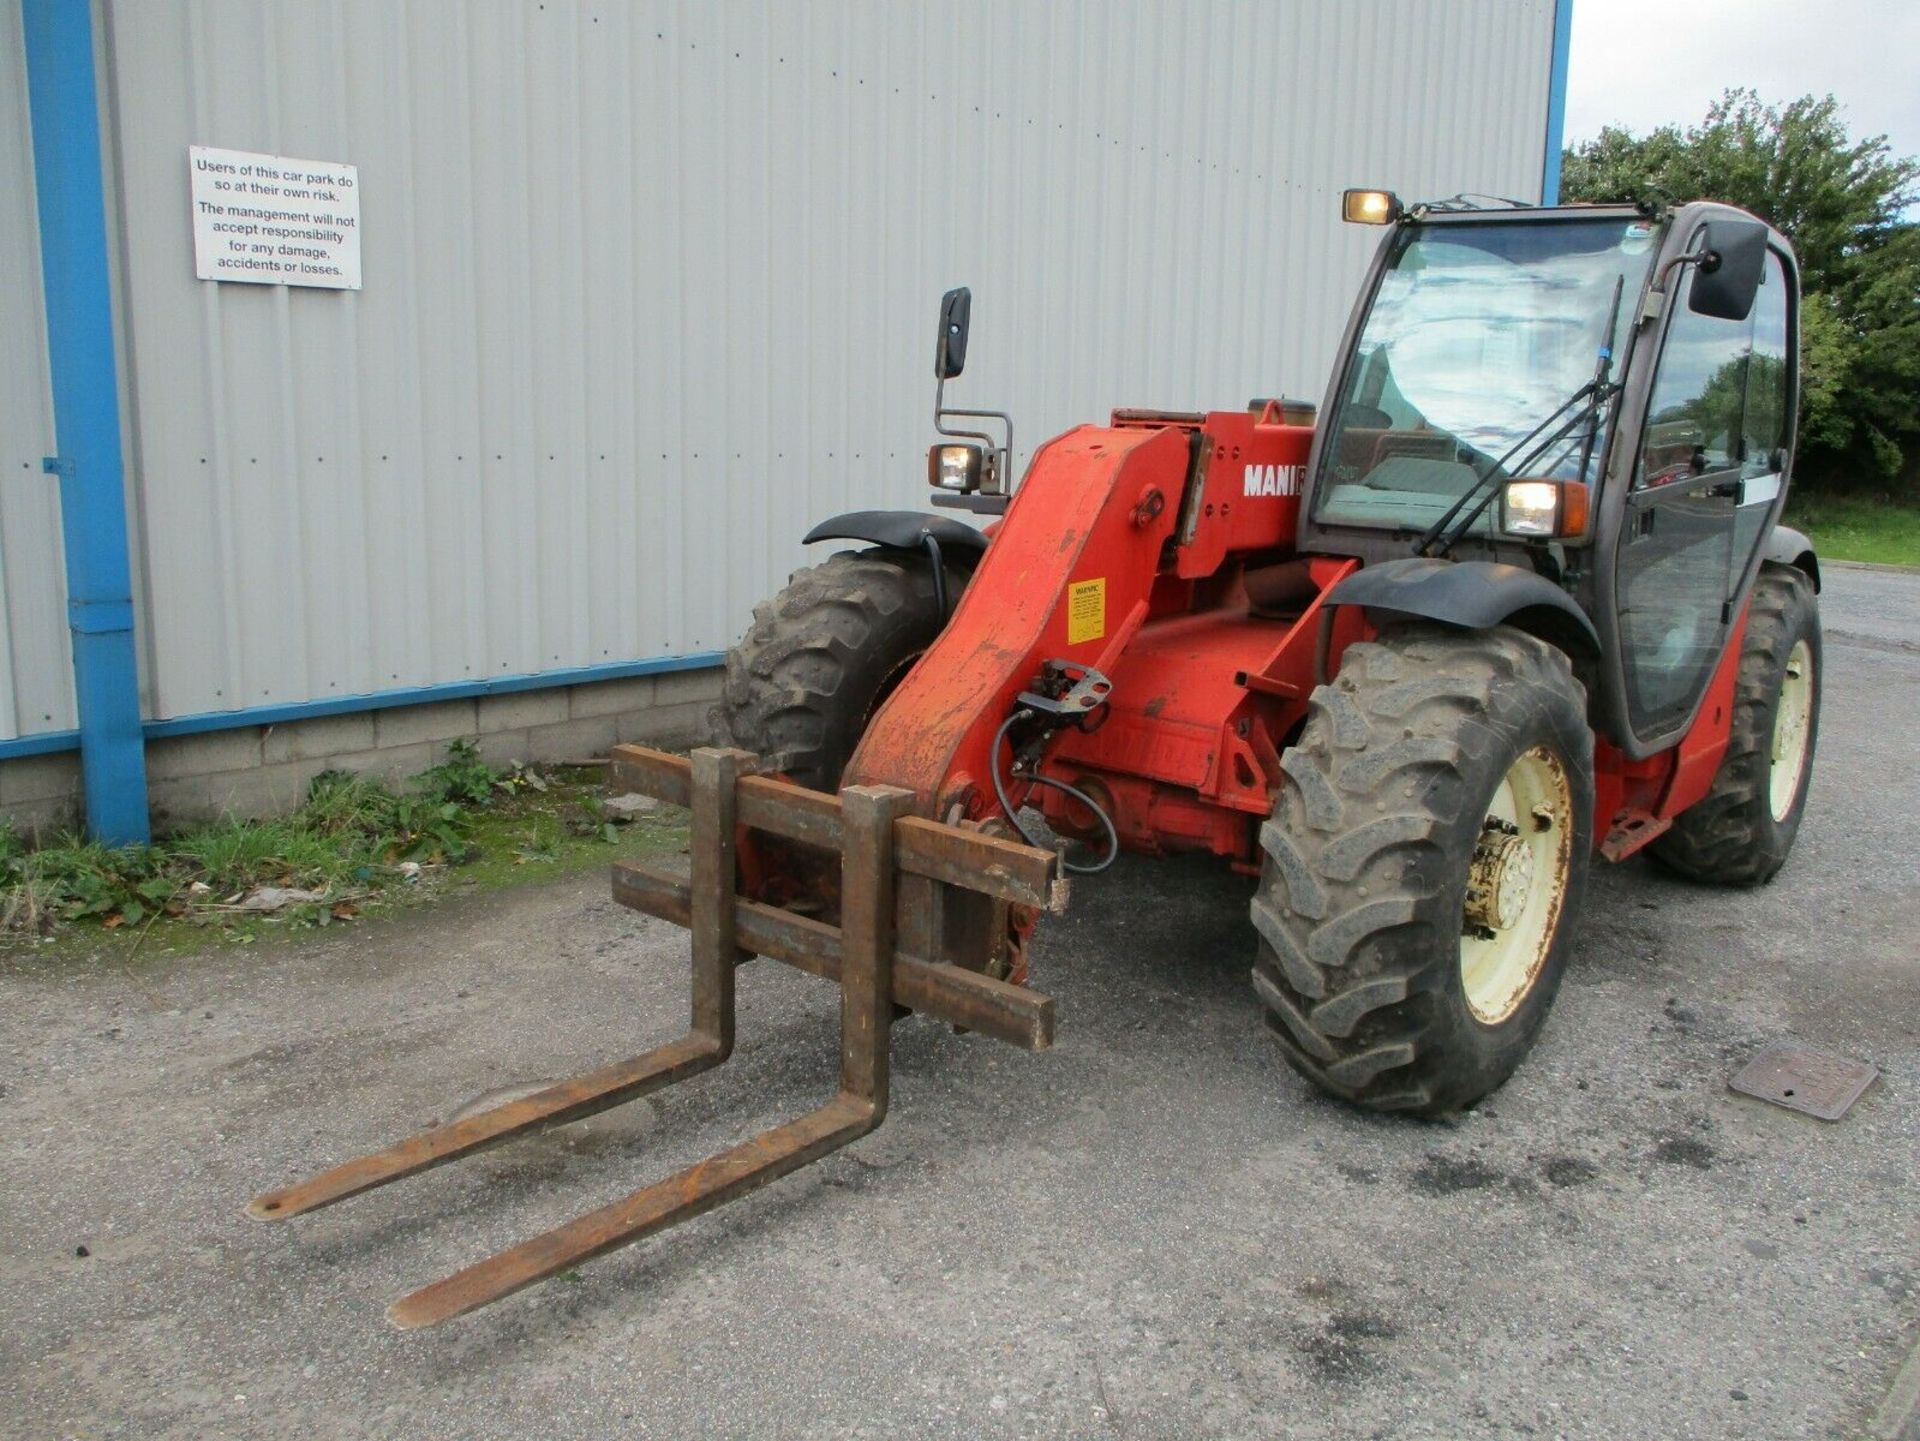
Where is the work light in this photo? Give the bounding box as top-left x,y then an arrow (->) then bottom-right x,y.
1342,188 -> 1402,225
929,442 -> 985,492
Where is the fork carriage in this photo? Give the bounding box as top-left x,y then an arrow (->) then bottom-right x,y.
248,745 -> 1062,1329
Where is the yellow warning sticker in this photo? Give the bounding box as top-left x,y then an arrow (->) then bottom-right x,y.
1067,577 -> 1107,645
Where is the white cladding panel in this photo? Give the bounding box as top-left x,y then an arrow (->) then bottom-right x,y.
0,0 -> 78,741
97,0 -> 1556,722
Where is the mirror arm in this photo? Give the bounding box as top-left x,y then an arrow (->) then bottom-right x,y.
940,407 -> 1014,458
1651,248 -> 1709,296
932,377 -> 996,447
933,376 -> 1015,494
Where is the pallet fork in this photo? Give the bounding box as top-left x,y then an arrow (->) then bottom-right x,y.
247,747 -> 1061,1328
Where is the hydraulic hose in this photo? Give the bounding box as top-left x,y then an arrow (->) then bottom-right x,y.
989,712 -> 1120,875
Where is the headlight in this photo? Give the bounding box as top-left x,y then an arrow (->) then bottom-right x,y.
1502,480 -> 1561,536
1500,479 -> 1590,539
929,442 -> 984,492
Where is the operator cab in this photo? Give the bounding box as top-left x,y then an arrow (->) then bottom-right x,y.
1300,192 -> 1800,757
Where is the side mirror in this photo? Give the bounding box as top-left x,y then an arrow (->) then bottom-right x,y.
1688,219 -> 1768,321
935,287 -> 971,379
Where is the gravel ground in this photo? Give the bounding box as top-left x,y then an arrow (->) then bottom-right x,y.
1,563 -> 1915,1440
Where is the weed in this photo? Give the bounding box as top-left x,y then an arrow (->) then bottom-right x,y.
415,739 -> 499,807
172,818 -> 351,893
0,742 -> 686,951
385,796 -> 476,865
0,736 -> 564,940
301,770 -> 398,837
7,836 -> 170,927
512,816 -> 564,865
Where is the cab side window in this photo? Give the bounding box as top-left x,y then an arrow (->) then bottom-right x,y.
1638,251 -> 1755,487
1732,252 -> 1792,571
1741,254 -> 1791,477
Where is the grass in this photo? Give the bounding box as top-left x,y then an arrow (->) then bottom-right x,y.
0,740 -> 690,958
1785,494 -> 1920,569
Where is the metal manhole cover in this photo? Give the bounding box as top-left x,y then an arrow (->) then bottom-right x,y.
1729,1041 -> 1878,1120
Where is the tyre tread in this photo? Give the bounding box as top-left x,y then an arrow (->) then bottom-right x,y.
1250,626 -> 1592,1116
712,548 -> 964,791
1649,566 -> 1818,886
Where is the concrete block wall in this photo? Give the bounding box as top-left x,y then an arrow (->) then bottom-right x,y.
0,755 -> 89,844
0,668 -> 721,840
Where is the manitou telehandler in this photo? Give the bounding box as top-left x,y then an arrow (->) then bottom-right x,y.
253,193 -> 1822,1327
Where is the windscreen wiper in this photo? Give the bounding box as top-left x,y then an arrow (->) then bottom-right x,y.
1415,275 -> 1626,559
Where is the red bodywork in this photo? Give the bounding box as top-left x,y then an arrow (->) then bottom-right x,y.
845,409 -> 1734,872
1592,607 -> 1744,859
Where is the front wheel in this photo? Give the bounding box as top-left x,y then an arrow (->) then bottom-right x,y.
1251,627 -> 1595,1117
1649,563 -> 1820,886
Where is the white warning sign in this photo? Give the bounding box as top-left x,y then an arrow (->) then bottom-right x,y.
189,145 -> 361,290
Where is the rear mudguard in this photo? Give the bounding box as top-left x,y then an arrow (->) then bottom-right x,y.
1765,524 -> 1819,591
1323,557 -> 1599,657
803,510 -> 989,555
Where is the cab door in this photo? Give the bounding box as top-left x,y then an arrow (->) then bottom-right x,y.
1613,248 -> 1770,740
1728,252 -> 1794,601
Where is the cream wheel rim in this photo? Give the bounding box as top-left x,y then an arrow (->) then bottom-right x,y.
1768,639 -> 1814,822
1459,747 -> 1575,1025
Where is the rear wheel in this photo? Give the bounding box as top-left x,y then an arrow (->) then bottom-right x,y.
712,546 -> 971,791
1251,627 -> 1595,1116
1649,563 -> 1820,885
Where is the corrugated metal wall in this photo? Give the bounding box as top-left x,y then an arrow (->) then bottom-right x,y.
29,0 -> 1553,729
0,0 -> 77,742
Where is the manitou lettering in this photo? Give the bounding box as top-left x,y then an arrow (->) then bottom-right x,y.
1242,463 -> 1302,498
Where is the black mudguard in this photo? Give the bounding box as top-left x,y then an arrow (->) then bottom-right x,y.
1325,557 -> 1600,655
802,510 -> 989,555
1764,524 -> 1819,591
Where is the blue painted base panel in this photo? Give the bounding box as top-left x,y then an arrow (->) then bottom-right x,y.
0,652 -> 725,761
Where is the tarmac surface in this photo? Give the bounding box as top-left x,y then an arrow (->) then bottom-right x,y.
2,562 -> 1915,1440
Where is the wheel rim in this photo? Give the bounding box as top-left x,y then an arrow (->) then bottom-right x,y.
1459,746 -> 1575,1026
1768,639 -> 1814,822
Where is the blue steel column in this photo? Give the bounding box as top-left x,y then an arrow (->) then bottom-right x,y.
22,0 -> 150,844
1541,0 -> 1574,205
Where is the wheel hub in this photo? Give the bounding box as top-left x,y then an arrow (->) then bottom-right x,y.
1464,824 -> 1533,933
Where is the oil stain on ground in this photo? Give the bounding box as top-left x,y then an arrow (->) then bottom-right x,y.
1295,1309 -> 1400,1383
1406,1150 -> 1540,1196
1542,1155 -> 1599,1187
1653,1133 -> 1716,1169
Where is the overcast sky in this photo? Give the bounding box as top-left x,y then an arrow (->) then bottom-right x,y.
1565,0 -> 1920,164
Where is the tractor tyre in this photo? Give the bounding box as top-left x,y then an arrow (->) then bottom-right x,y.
712,546 -> 972,792
1649,563 -> 1820,886
1251,626 -> 1595,1117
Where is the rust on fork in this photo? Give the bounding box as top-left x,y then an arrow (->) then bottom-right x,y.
245,1034 -> 724,1221
246,747 -> 1058,1327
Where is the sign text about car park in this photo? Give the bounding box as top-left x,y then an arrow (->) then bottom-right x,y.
190,145 -> 361,290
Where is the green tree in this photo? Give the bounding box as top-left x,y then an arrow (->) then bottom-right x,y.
1563,90 -> 1920,494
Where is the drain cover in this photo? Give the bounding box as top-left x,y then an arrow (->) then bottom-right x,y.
1729,1041 -> 1878,1120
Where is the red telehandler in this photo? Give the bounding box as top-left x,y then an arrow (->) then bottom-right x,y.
253,193 -> 1821,1326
